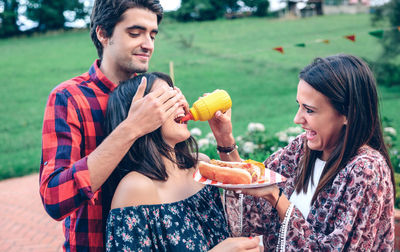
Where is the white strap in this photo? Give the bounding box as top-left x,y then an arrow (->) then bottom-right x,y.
276,203 -> 294,252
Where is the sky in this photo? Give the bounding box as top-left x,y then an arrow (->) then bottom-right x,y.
160,0 -> 181,11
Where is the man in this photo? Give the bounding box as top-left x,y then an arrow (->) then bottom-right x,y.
40,0 -> 264,250
39,1 -> 184,251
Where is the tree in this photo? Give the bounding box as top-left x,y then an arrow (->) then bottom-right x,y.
176,0 -> 231,22
225,0 -> 240,13
242,0 -> 269,17
0,0 -> 20,37
26,0 -> 86,31
371,0 -> 400,86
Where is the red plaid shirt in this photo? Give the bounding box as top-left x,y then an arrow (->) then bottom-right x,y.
40,60 -> 117,251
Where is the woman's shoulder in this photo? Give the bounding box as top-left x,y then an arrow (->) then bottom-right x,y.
344,146 -> 389,181
110,171 -> 160,209
349,146 -> 387,167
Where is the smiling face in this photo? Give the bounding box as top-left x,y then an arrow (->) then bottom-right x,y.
294,79 -> 347,160
150,79 -> 190,147
101,8 -> 158,78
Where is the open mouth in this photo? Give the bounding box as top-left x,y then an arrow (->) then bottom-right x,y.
174,114 -> 187,124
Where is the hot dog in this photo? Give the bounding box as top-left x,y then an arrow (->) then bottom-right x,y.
198,159 -> 265,184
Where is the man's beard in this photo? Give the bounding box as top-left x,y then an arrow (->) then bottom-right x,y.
121,60 -> 148,75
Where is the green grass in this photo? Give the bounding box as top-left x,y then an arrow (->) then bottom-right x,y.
0,13 -> 399,180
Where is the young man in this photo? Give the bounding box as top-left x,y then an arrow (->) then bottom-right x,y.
39,1 -> 185,251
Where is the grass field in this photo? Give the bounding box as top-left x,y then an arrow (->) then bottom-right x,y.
0,13 -> 399,180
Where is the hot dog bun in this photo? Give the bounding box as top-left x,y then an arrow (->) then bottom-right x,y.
198,160 -> 262,184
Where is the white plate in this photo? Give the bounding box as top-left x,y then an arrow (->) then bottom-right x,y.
193,168 -> 287,189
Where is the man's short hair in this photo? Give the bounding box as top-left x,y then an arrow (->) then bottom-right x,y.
90,0 -> 163,59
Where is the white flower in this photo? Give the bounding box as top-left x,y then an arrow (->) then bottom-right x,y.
242,141 -> 256,153
286,126 -> 303,135
270,146 -> 277,152
205,132 -> 216,145
206,132 -> 215,140
190,128 -> 202,137
198,138 -> 210,149
247,122 -> 265,132
384,127 -> 397,136
236,136 -> 243,142
255,123 -> 265,132
275,132 -> 288,142
384,136 -> 392,144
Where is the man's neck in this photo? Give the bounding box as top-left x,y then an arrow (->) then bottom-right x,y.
99,59 -> 132,85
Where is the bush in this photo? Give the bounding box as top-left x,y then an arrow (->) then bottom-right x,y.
191,122 -> 400,208
372,61 -> 400,87
191,123 -> 303,161
242,0 -> 270,17
370,0 -> 400,87
395,173 -> 400,209
175,0 -> 225,22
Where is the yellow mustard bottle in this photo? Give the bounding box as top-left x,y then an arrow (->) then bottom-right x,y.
181,89 -> 232,122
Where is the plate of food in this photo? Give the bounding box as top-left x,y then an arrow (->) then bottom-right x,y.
193,159 -> 287,189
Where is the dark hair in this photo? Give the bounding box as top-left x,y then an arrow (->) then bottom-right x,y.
90,0 -> 163,59
101,72 -> 198,238
296,54 -> 395,204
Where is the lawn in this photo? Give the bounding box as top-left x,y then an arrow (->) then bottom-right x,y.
0,13 -> 399,180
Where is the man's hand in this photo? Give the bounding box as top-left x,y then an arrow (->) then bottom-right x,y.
124,77 -> 180,138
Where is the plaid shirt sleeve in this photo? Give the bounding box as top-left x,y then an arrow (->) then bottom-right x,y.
40,87 -> 94,221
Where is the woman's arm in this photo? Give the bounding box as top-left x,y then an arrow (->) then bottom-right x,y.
207,109 -> 242,162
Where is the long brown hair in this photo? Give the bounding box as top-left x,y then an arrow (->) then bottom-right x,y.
295,54 -> 395,204
101,72 -> 198,240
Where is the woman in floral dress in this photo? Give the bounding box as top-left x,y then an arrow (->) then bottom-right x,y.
102,72 -> 262,251
207,54 -> 395,251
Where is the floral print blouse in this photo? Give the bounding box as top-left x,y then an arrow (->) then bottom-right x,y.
106,185 -> 229,251
225,133 -> 394,251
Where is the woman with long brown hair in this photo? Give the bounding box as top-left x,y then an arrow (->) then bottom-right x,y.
102,72 -> 262,251
208,54 -> 395,251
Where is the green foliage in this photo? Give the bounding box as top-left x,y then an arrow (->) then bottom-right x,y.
192,124 -> 299,163
175,0 -> 226,22
26,0 -> 86,31
175,0 -> 270,21
372,61 -> 400,87
382,117 -> 400,173
395,173 -> 400,209
0,0 -> 20,37
371,0 -> 400,86
242,0 -> 270,17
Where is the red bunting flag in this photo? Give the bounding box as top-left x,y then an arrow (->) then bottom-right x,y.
273,47 -> 284,54
344,35 -> 356,42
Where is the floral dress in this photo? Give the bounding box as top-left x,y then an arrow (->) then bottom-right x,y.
105,185 -> 229,251
225,133 -> 394,251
